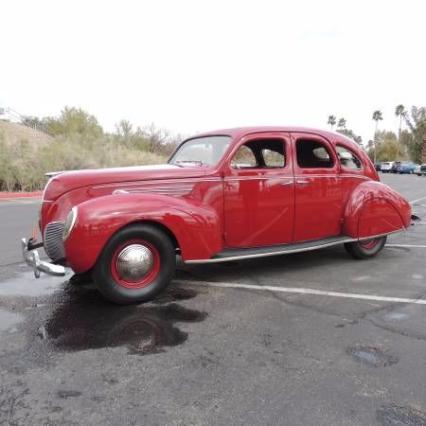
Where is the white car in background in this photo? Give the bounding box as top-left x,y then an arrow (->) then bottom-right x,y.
380,161 -> 394,173
415,164 -> 426,176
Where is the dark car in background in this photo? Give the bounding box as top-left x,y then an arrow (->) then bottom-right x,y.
391,161 -> 401,173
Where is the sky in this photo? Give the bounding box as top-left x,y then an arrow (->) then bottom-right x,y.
1,0 -> 425,144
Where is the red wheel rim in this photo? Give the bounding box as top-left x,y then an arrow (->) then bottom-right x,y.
111,239 -> 160,289
359,238 -> 379,250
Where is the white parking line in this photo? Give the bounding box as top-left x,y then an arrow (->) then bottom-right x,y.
410,196 -> 426,205
387,244 -> 426,248
175,280 -> 426,305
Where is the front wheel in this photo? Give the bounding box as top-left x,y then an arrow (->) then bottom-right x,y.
344,236 -> 387,260
93,224 -> 176,304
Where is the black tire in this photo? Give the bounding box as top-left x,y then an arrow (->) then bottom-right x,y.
93,224 -> 176,304
344,236 -> 387,260
69,271 -> 93,286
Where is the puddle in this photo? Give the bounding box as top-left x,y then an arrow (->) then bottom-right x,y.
347,345 -> 398,367
352,275 -> 372,282
384,312 -> 409,321
56,390 -> 82,399
0,272 -> 69,297
377,404 -> 426,425
43,286 -> 207,355
0,308 -> 23,332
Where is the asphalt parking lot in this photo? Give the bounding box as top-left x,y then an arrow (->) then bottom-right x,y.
1,174 -> 426,425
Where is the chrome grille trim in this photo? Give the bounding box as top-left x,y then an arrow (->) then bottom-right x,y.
44,222 -> 65,262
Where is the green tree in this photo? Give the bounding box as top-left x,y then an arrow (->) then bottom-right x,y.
43,107 -> 103,138
395,104 -> 405,141
337,118 -> 346,129
369,131 -> 405,162
21,115 -> 47,132
337,128 -> 362,145
372,110 -> 383,163
327,115 -> 336,130
115,120 -> 133,138
401,106 -> 426,162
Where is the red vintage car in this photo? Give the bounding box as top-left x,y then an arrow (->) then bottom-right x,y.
22,127 -> 412,304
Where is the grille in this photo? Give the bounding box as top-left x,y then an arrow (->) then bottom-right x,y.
44,222 -> 65,262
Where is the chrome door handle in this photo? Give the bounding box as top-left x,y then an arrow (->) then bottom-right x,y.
280,181 -> 294,186
296,179 -> 310,185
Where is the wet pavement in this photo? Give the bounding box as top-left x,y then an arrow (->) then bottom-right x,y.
0,174 -> 426,425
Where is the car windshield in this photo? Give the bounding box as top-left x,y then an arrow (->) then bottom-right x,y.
169,136 -> 232,167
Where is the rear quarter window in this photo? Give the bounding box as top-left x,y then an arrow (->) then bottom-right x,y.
336,145 -> 363,171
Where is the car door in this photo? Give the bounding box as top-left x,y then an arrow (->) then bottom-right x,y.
292,132 -> 342,242
223,133 -> 294,248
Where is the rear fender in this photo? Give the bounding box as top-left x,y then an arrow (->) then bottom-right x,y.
64,193 -> 223,273
343,181 -> 411,238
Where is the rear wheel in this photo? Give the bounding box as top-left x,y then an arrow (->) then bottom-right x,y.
93,224 -> 176,304
344,236 -> 387,260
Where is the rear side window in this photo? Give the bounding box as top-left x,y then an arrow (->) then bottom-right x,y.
336,145 -> 362,170
296,139 -> 334,168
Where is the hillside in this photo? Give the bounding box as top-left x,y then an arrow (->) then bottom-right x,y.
0,120 -> 53,145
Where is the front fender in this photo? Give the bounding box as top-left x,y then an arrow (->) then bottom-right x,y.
64,193 -> 223,273
343,181 -> 411,238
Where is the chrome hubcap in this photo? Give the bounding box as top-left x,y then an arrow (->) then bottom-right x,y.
116,244 -> 154,281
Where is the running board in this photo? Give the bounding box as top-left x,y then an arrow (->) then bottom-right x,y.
185,236 -> 356,264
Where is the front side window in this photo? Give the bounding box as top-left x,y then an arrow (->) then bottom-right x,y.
231,139 -> 286,169
336,145 -> 362,170
296,139 -> 334,168
169,136 -> 231,167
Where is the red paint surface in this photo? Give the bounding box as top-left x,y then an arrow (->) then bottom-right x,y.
35,126 -> 411,274
223,132 -> 294,247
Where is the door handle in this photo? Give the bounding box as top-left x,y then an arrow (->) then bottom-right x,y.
296,178 -> 310,185
280,181 -> 294,186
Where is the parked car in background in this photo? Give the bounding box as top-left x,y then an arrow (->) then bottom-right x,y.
380,161 -> 394,173
22,127 -> 412,304
391,161 -> 401,173
414,164 -> 422,176
396,161 -> 417,174
374,162 -> 382,171
416,164 -> 426,176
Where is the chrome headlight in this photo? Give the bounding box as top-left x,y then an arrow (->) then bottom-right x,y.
63,206 -> 78,240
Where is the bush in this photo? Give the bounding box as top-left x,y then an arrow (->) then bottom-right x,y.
0,132 -> 168,191
0,107 -> 180,191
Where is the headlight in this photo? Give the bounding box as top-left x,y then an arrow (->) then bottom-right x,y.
63,206 -> 78,240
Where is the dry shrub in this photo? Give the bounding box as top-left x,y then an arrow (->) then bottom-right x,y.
0,132 -> 167,191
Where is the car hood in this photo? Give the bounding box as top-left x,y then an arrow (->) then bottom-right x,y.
44,164 -> 212,201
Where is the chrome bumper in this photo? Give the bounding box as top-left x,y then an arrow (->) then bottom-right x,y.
21,238 -> 66,278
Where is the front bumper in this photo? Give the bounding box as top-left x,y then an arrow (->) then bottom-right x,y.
21,238 -> 66,278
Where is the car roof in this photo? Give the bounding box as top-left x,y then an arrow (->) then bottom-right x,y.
193,126 -> 358,147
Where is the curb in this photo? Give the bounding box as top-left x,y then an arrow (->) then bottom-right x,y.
0,191 -> 42,201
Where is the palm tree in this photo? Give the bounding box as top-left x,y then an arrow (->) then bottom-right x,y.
327,115 -> 336,130
372,110 -> 383,163
395,104 -> 405,141
337,118 -> 346,129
